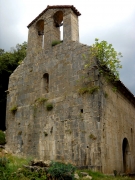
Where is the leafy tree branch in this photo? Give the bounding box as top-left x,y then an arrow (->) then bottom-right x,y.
88,38 -> 123,81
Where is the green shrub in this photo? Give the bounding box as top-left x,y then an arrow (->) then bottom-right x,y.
44,132 -> 48,137
89,133 -> 97,140
10,168 -> 47,180
78,86 -> 99,95
104,92 -> 108,98
48,161 -> 76,180
51,40 -> 62,46
46,103 -> 53,111
35,97 -> 48,104
10,105 -> 17,114
0,130 -> 6,145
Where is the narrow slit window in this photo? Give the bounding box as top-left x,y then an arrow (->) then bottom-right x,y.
60,22 -> 63,41
43,73 -> 49,93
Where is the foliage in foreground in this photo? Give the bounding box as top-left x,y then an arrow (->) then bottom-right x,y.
0,130 -> 6,145
0,150 -> 132,180
0,152 -> 33,180
48,161 -> 76,179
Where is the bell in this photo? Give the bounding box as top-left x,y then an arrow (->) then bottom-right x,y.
38,31 -> 44,35
55,22 -> 63,27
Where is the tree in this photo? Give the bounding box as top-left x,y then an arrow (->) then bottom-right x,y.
0,42 -> 27,74
0,42 -> 27,130
86,38 -> 123,81
79,39 -> 123,95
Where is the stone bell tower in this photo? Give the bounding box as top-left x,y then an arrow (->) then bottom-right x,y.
27,5 -> 81,54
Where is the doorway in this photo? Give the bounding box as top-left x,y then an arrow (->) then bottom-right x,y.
122,138 -> 131,173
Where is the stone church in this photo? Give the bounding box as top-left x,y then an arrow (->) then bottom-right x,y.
6,5 -> 135,174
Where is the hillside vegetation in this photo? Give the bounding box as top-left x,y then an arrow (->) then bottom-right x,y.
0,148 -> 132,180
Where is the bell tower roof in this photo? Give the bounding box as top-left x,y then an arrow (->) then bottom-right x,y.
27,5 -> 81,28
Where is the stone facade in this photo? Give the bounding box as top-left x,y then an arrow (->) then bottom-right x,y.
6,5 -> 135,174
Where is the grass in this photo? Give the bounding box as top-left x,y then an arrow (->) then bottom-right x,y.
78,86 -> 99,95
0,150 -> 133,180
76,169 -> 132,180
0,150 -> 34,180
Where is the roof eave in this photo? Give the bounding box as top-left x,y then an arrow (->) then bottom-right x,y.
27,5 -> 81,28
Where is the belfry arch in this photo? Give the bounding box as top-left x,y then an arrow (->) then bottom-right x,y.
53,11 -> 63,40
36,20 -> 44,48
53,11 -> 63,27
36,19 -> 44,35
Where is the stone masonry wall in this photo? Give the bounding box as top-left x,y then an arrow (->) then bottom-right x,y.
6,41 -> 102,170
100,79 -> 135,174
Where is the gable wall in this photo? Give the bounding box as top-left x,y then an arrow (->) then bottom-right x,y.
100,79 -> 135,174
6,42 -> 102,170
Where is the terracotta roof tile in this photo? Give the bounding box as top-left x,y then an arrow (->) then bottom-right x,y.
27,5 -> 81,28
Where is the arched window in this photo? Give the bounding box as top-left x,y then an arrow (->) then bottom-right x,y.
43,73 -> 49,93
53,11 -> 63,40
36,20 -> 44,48
36,19 -> 44,35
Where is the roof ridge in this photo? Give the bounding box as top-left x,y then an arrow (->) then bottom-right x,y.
27,5 -> 81,28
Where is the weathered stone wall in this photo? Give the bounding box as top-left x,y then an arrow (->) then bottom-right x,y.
100,79 -> 135,174
6,41 -> 102,170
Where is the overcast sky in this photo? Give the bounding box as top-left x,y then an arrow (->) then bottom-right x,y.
0,0 -> 135,95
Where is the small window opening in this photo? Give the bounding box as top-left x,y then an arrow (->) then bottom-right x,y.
42,35 -> 44,49
80,109 -> 83,113
43,73 -> 49,93
131,128 -> 133,148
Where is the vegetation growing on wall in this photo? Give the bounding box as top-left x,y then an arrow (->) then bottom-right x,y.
86,38 -> 122,81
10,105 -> 18,114
32,97 -> 53,117
78,38 -> 123,95
46,103 -> 53,111
78,86 -> 99,95
44,131 -> 48,137
89,133 -> 97,140
51,40 -> 62,46
35,97 -> 48,104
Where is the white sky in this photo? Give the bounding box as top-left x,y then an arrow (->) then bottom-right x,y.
0,0 -> 135,94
